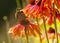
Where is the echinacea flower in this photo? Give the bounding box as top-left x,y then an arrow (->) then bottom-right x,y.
40,27 -> 55,41
48,27 -> 55,39
22,0 -> 42,19
39,27 -> 55,41
22,0 -> 54,20
8,18 -> 41,39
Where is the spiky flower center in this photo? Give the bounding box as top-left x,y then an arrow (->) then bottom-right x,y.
20,19 -> 30,26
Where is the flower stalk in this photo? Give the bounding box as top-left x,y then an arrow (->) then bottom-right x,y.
43,17 -> 49,43
25,27 -> 29,43
16,0 -> 20,8
36,18 -> 42,43
53,3 -> 58,43
54,15 -> 58,43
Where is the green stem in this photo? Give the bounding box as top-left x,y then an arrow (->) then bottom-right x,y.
43,17 -> 49,43
54,15 -> 58,43
53,3 -> 58,43
25,27 -> 29,43
23,0 -> 28,7
16,0 -> 20,8
36,18 -> 42,43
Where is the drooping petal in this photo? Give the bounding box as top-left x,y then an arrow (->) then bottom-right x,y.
44,0 -> 52,7
28,0 -> 35,5
8,24 -> 24,39
25,26 -> 32,36
54,0 -> 60,8
21,31 -> 25,37
42,6 -> 51,16
22,4 -> 34,18
30,23 -> 41,35
48,33 -> 55,39
41,34 -> 46,40
47,14 -> 54,25
28,5 -> 42,19
23,4 -> 42,19
56,14 -> 60,21
35,0 -> 42,6
40,0 -> 54,17
26,25 -> 36,36
58,32 -> 60,38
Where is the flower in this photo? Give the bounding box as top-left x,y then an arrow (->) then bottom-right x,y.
39,27 -> 55,40
8,18 -> 41,39
22,0 -> 43,19
22,0 -> 54,19
48,27 -> 55,34
48,27 -> 55,39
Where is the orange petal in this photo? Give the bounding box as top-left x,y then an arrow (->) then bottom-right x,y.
23,4 -> 41,19
30,23 -> 41,35
48,14 -> 54,25
54,0 -> 60,8
48,33 -> 55,39
8,24 -> 24,39
21,31 -> 25,37
56,14 -> 60,21
28,0 -> 35,4
44,0 -> 52,7
43,6 -> 50,16
26,25 -> 36,36
25,26 -> 32,36
41,34 -> 46,40
58,32 -> 60,38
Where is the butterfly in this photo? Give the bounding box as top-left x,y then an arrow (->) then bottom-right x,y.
15,8 -> 27,20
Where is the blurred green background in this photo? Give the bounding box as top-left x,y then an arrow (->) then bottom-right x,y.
0,0 -> 28,43
0,0 -> 16,43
